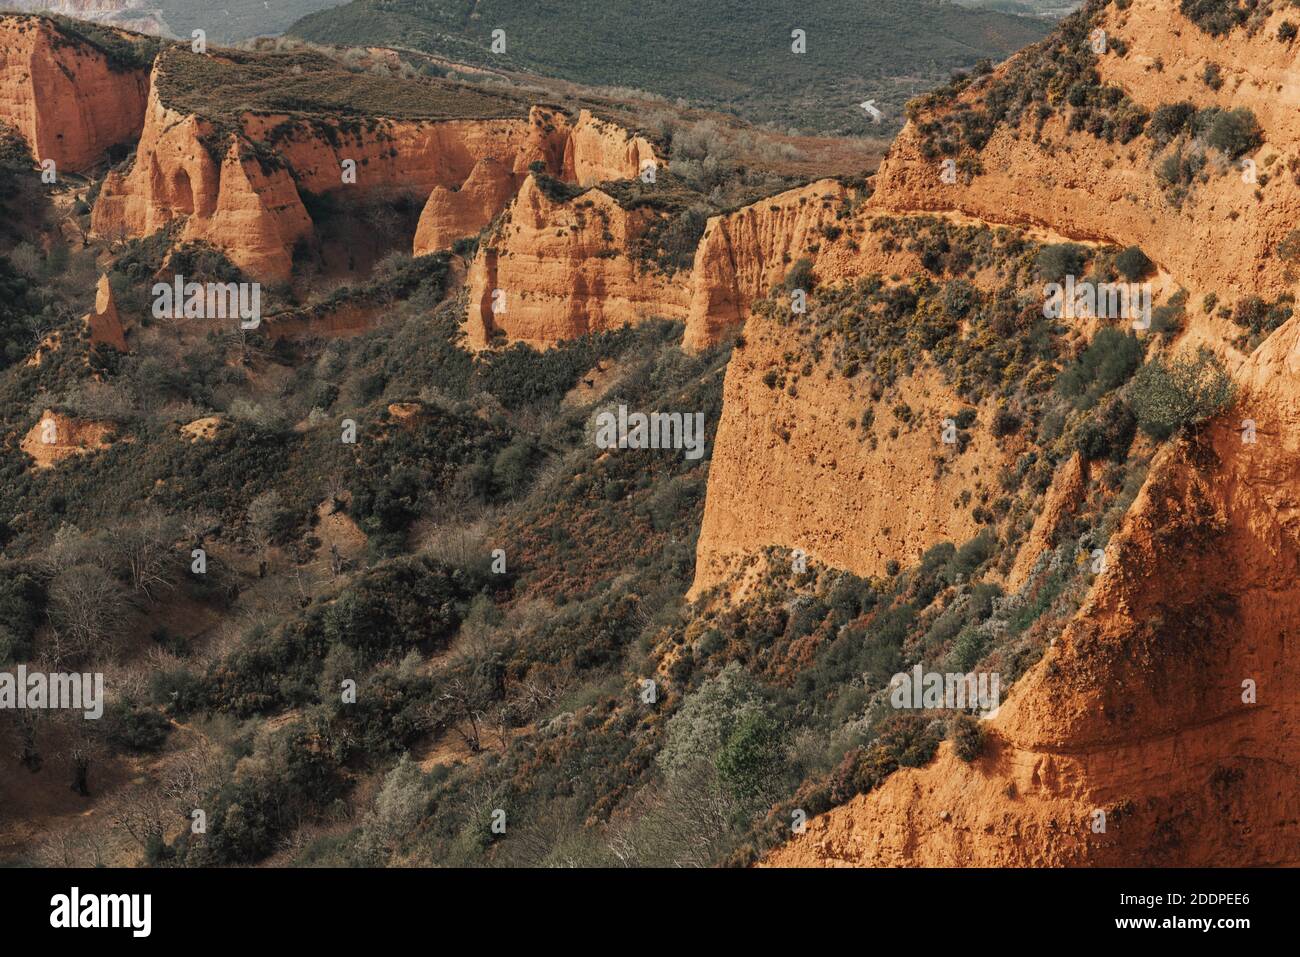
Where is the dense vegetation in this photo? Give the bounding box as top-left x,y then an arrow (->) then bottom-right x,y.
908,0 -> 1147,158
288,0 -> 1050,135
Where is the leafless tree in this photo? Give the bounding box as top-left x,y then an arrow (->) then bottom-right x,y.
106,509 -> 181,601
246,490 -> 283,578
110,785 -> 170,856
45,564 -> 129,666
58,711 -> 106,798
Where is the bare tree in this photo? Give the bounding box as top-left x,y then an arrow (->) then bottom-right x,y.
34,826 -> 107,868
110,785 -> 170,858
439,628 -> 506,753
106,509 -> 181,601
59,711 -> 106,798
246,490 -> 283,579
13,709 -> 44,771
45,564 -> 129,666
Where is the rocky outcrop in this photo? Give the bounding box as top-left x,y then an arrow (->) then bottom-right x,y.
91,84 -> 314,282
0,14 -> 149,172
20,410 -> 114,468
464,175 -> 689,349
179,415 -> 225,442
562,109 -> 656,186
87,56 -> 659,281
754,0 -> 1300,866
689,305 -> 1010,599
413,156 -> 517,255
683,179 -> 848,350
84,273 -> 127,351
871,0 -> 1300,308
1006,452 -> 1088,591
767,319 -> 1300,865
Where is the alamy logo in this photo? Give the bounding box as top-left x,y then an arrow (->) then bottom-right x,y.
594,405 -> 706,460
152,275 -> 262,329
50,887 -> 151,937
890,665 -> 1000,711
0,666 -> 103,719
1043,275 -> 1151,329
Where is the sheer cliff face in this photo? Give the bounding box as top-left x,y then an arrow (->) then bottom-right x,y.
88,70 -> 657,283
683,180 -> 849,351
745,0 -> 1300,866
412,109 -> 657,257
874,0 -> 1300,307
89,82 -> 315,281
767,326 -> 1300,866
88,81 -> 551,281
0,15 -> 148,172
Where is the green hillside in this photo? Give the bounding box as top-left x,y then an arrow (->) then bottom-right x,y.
155,0 -> 348,43
288,0 -> 1052,133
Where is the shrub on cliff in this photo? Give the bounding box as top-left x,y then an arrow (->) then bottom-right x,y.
1179,0 -> 1250,37
1114,245 -> 1153,281
1148,101 -> 1196,145
1055,327 -> 1144,408
716,710 -> 785,807
784,257 -> 816,292
1128,349 -> 1235,439
828,715 -> 940,803
1204,107 -> 1262,159
949,713 -> 985,762
1074,396 -> 1137,463
1035,243 -> 1088,283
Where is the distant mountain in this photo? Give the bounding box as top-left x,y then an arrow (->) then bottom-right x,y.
2,0 -> 348,42
956,0 -> 1081,18
287,0 -> 1052,134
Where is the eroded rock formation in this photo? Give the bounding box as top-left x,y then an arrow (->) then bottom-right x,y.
0,14 -> 149,171
464,174 -> 690,348
752,0 -> 1300,866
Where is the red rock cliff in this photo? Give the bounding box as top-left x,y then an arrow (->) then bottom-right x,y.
743,0 -> 1300,866
464,174 -> 690,349
0,14 -> 148,172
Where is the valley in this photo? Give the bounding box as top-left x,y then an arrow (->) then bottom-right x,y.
0,0 -> 1296,876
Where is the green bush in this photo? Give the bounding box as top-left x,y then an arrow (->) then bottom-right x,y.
1114,246 -> 1153,281
1148,101 -> 1196,145
1205,108 -> 1263,159
107,700 -> 172,753
1074,397 -> 1137,462
1179,0 -> 1250,37
1036,243 -> 1089,283
1128,349 -> 1236,439
716,711 -> 785,805
1055,327 -> 1144,408
1277,230 -> 1300,263
784,257 -> 816,293
949,713 -> 985,762
0,564 -> 45,663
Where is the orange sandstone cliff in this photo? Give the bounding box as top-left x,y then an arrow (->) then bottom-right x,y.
84,273 -> 127,351
0,14 -> 148,172
464,174 -> 690,349
88,48 -> 659,283
727,0 -> 1300,866
767,327 -> 1300,865
20,409 -> 114,468
683,179 -> 849,351
872,0 -> 1300,306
